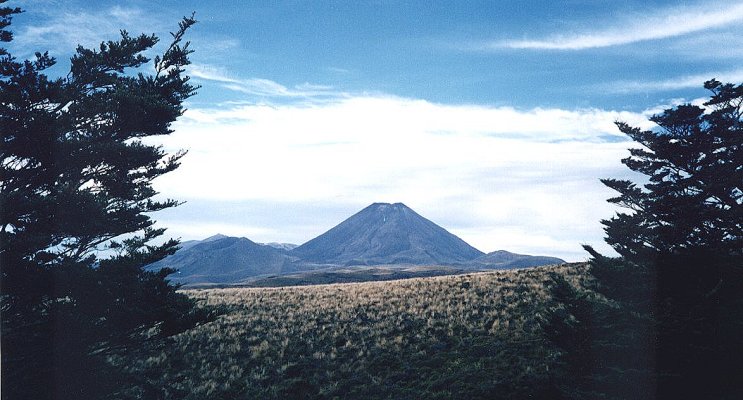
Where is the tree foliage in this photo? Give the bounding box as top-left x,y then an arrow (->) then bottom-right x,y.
1,3 -> 208,399
571,81 -> 743,399
546,259 -> 656,400
601,79 -> 742,262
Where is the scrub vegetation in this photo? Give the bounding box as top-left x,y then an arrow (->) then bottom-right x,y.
126,263 -> 592,399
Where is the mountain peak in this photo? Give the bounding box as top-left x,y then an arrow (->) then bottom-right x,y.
203,233 -> 229,242
369,202 -> 408,208
292,203 -> 483,265
364,202 -> 414,223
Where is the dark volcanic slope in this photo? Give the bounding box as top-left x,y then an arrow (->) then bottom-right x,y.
147,236 -> 295,285
291,202 -> 484,266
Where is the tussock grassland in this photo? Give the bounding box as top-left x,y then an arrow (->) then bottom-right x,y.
129,263 -> 591,399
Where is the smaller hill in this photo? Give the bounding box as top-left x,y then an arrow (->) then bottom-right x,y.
177,233 -> 229,252
146,236 -> 296,285
471,250 -> 565,269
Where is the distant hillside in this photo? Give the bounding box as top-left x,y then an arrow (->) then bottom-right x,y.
472,250 -> 565,269
238,265 -> 466,288
176,233 -> 229,252
292,202 -> 484,266
146,236 -> 297,285
262,242 -> 299,252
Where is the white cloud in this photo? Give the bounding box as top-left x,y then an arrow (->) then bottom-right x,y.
494,2 -> 743,50
187,64 -> 242,84
146,94 -> 655,261
600,69 -> 743,94
188,64 -> 340,98
13,6 -> 160,58
159,221 -> 277,240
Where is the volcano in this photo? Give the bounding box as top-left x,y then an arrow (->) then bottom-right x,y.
148,203 -> 565,287
291,202 -> 484,266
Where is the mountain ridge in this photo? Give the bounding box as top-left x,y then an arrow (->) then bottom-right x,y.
148,202 -> 565,286
146,236 -> 298,285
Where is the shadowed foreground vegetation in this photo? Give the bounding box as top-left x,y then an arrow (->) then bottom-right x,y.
123,264 -> 598,399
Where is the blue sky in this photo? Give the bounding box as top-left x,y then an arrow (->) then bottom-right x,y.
8,0 -> 743,260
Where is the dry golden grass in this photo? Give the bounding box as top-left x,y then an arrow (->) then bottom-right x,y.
130,263 -> 591,399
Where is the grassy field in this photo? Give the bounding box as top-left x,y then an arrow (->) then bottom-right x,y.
127,263 -> 593,399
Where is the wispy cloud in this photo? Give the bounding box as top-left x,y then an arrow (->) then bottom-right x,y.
328,67 -> 351,74
12,6 -> 159,58
492,2 -> 743,50
188,64 -> 341,99
600,69 -> 743,94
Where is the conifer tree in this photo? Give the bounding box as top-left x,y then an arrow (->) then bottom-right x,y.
580,81 -> 743,399
0,3 -> 208,398
600,79 -> 742,262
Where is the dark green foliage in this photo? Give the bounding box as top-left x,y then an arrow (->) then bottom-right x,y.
567,249 -> 743,400
554,81 -> 743,399
547,256 -> 656,400
600,82 -> 743,398
0,3 -> 208,399
651,251 -> 743,399
601,79 -> 742,261
545,263 -> 655,399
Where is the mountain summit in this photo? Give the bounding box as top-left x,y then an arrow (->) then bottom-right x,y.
146,236 -> 295,285
291,202 -> 484,266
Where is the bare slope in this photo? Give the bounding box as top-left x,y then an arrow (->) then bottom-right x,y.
292,202 -> 484,265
